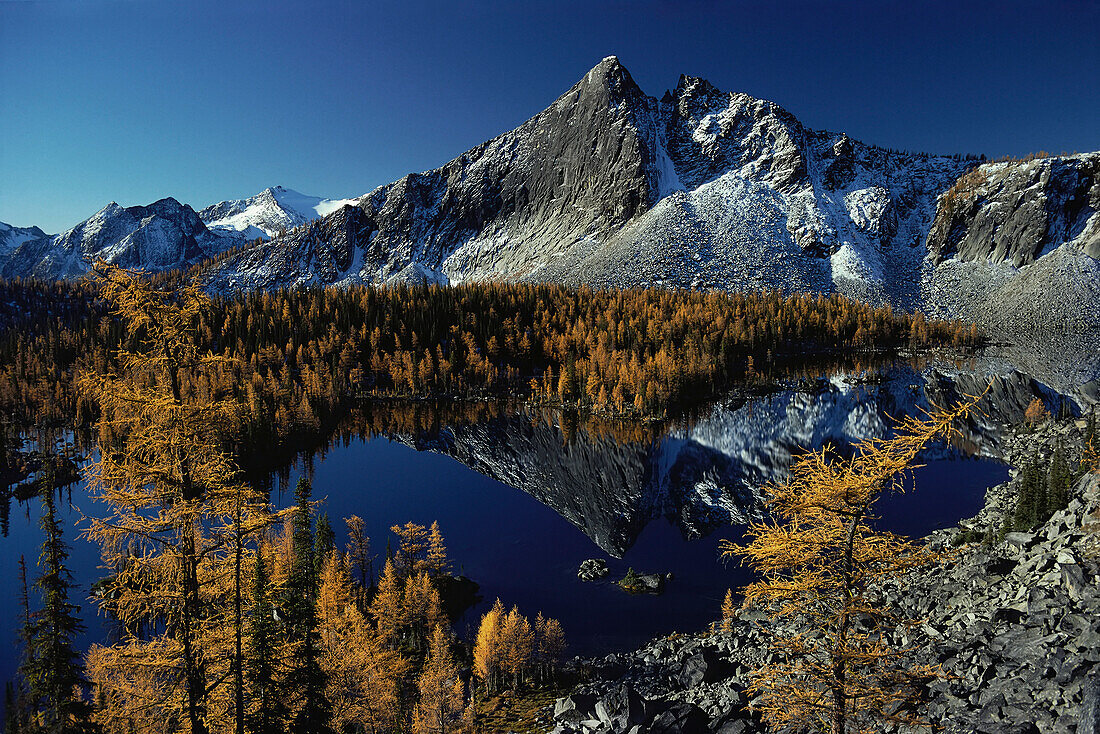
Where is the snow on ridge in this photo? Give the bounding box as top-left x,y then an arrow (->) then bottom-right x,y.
200,186 -> 362,240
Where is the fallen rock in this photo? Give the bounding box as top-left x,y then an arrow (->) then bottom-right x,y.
648,702 -> 709,734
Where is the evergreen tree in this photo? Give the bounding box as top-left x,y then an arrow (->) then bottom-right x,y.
22,477 -> 94,732
245,552 -> 286,734
1012,457 -> 1041,530
1048,442 -> 1071,516
5,679 -> 30,734
313,514 -> 335,579
282,478 -> 332,734
344,515 -> 372,603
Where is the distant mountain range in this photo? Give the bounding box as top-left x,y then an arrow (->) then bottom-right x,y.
0,186 -> 354,280
3,56 -> 1098,359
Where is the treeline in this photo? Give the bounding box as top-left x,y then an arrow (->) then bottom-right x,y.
0,270 -> 981,464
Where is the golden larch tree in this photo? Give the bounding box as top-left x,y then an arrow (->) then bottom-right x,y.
80,263 -> 283,734
413,626 -> 464,734
472,599 -> 505,695
722,391 -> 986,734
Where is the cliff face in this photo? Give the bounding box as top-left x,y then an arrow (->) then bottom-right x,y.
927,155 -> 1100,266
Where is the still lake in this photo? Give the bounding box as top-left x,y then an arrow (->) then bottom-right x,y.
1,362 -> 1030,687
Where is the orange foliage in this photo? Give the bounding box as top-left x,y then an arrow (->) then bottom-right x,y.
721,390 -> 987,733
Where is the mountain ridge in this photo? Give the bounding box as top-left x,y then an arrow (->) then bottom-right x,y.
0,185 -> 352,280
3,57 -> 1098,365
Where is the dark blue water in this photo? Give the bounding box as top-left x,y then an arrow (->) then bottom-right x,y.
0,387 -> 1013,688
270,434 -> 1007,654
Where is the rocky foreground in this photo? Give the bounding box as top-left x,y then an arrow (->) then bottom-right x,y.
549,419 -> 1100,733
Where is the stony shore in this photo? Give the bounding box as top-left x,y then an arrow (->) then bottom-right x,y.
549,419 -> 1100,733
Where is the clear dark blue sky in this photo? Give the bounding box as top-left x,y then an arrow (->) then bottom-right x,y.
2,0 -> 1098,232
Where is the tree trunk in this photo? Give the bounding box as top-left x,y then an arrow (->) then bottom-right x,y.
181,536 -> 209,734
234,494 -> 245,734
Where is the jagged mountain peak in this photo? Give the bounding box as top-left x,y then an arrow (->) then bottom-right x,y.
674,73 -> 722,97
567,55 -> 650,110
127,197 -> 203,224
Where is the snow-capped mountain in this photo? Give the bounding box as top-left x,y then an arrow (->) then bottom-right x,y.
198,57 -> 1099,360
0,187 -> 355,280
199,186 -> 360,240
0,198 -> 238,280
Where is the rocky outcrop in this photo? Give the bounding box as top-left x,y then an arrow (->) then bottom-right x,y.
549,420 -> 1100,733
927,155 -> 1100,266
578,559 -> 610,581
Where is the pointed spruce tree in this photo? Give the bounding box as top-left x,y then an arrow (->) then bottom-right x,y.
282,477 -> 333,734
22,474 -> 94,732
246,551 -> 287,734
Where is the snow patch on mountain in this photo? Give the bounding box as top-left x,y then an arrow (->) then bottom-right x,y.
0,222 -> 51,256
200,186 -> 359,240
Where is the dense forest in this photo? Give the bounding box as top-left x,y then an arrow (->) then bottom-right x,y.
5,266 -> 568,734
0,271 -> 980,470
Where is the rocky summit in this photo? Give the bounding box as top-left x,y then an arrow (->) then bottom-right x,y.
548,419 -> 1100,734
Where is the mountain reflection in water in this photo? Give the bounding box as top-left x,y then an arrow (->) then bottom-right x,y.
288,361 -> 1053,558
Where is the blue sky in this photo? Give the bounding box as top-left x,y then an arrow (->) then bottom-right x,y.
2,0 -> 1098,233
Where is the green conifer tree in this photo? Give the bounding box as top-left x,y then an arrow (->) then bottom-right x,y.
21,475 -> 94,731
1013,456 -> 1041,531
1047,442 -> 1070,517
246,552 -> 286,734
282,478 -> 332,734
312,514 -> 335,579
